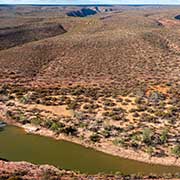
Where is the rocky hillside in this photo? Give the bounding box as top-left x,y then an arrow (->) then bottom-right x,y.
0,22 -> 66,50
1,6 -> 180,93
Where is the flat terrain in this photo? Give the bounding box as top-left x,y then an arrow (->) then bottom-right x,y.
1,5 -> 180,177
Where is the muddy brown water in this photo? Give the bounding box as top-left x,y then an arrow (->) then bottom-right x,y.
0,125 -> 180,175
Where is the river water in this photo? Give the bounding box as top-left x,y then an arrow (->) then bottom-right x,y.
0,125 -> 180,175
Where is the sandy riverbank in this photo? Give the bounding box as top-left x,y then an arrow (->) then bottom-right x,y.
6,119 -> 180,169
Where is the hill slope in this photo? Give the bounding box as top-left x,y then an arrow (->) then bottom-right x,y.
0,22 -> 66,50
0,6 -> 180,91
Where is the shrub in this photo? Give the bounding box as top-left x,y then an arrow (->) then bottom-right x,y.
103,99 -> 115,106
142,128 -> 153,145
43,119 -> 53,128
116,97 -> 123,102
61,126 -> 77,136
90,133 -> 101,142
134,97 -> 142,104
18,114 -> 29,124
132,112 -> 140,118
50,122 -> 59,132
112,115 -> 121,121
101,130 -> 111,138
71,88 -> 84,96
149,91 -> 165,103
146,146 -> 154,157
160,129 -> 168,144
135,105 -> 147,112
113,138 -> 126,147
31,117 -> 41,125
20,95 -> 29,104
171,145 -> 180,158
67,101 -> 78,110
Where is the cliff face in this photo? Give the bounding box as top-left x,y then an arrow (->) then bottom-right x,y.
66,8 -> 98,17
66,6 -> 114,17
175,15 -> 180,20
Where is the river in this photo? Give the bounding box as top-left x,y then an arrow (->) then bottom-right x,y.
0,125 -> 180,175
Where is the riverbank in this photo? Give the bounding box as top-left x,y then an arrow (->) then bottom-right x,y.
7,119 -> 180,169
1,84 -> 180,172
0,160 -> 67,180
1,160 -> 176,180
0,160 -> 100,180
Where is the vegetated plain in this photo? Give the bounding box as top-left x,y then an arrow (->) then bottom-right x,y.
1,4 -> 180,179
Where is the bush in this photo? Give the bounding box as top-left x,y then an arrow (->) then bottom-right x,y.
31,117 -> 41,125
146,146 -> 154,157
103,99 -> 115,107
134,97 -> 143,104
18,114 -> 29,124
142,128 -> 153,145
50,122 -> 59,132
101,130 -> 111,138
160,129 -> 168,144
90,133 -> 101,142
112,115 -> 121,121
61,126 -> 77,136
171,145 -> 180,158
20,95 -> 29,104
113,138 -> 126,147
67,101 -> 78,110
149,91 -> 165,103
44,119 -> 53,128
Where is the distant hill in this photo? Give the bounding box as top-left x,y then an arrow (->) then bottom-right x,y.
67,8 -> 98,17
66,6 -> 114,17
175,14 -> 180,20
0,5 -> 180,91
0,22 -> 66,50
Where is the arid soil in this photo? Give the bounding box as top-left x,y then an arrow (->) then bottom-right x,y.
1,5 -> 180,179
1,5 -> 180,91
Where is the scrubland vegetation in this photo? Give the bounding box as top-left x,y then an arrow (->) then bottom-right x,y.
1,82 -> 180,160
1,4 -> 180,179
